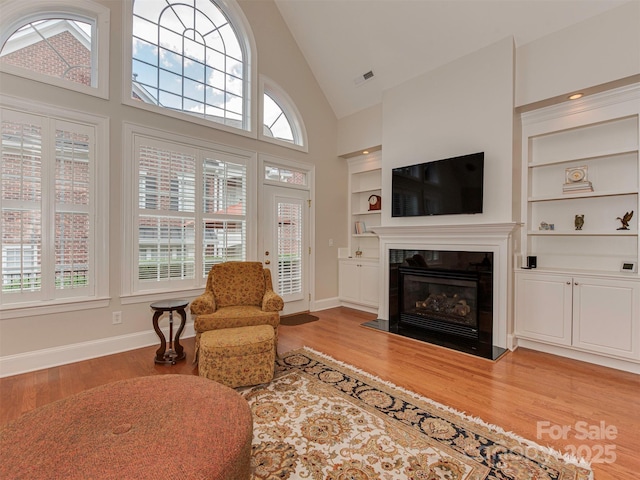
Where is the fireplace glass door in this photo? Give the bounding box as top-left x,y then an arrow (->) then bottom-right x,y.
399,269 -> 479,339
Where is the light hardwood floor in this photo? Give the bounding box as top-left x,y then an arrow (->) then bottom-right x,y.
1,307 -> 638,479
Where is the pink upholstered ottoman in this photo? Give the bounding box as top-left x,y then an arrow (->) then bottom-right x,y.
0,375 -> 253,480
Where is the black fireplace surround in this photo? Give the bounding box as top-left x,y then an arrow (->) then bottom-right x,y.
388,249 -> 499,359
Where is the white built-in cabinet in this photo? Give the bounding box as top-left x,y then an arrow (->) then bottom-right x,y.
516,84 -> 640,372
338,152 -> 381,311
338,259 -> 380,308
515,272 -> 640,360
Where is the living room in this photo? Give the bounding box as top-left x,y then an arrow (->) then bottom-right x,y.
1,0 -> 639,478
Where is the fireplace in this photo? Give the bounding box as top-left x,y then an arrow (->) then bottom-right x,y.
389,249 -> 499,359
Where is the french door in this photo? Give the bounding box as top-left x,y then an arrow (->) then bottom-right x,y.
262,185 -> 310,315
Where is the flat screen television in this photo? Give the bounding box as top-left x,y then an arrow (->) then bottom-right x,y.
392,152 -> 484,217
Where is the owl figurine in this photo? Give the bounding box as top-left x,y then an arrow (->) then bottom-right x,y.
574,214 -> 584,231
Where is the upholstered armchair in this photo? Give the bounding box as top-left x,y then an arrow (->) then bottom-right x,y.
190,261 -> 284,360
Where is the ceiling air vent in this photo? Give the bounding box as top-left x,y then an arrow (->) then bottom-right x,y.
354,70 -> 375,87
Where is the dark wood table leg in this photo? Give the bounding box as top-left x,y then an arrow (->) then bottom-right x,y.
173,307 -> 187,361
152,310 -> 167,363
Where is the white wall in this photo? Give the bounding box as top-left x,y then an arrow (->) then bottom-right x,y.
338,2 -> 640,155
0,0 -> 343,373
381,37 -> 516,226
516,1 -> 640,107
336,104 -> 382,156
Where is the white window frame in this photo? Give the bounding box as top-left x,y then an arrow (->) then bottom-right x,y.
121,0 -> 258,139
0,95 -> 110,319
260,75 -> 308,152
0,0 -> 110,99
121,122 -> 257,303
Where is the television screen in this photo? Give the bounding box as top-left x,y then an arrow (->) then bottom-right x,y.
392,152 -> 484,217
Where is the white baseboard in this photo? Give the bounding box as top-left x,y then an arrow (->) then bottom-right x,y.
0,324 -> 195,378
338,301 -> 379,315
311,296 -> 340,311
313,295 -> 379,315
516,338 -> 640,374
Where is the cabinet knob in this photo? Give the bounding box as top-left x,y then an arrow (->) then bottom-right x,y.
574,282 -> 578,286
566,281 -> 571,285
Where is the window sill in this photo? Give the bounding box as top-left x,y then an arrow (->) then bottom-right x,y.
0,297 -> 111,320
120,288 -> 205,306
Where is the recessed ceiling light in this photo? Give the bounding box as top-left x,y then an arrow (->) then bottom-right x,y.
362,150 -> 369,155
568,93 -> 583,100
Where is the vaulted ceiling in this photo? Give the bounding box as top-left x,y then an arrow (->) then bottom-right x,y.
274,0 -> 630,119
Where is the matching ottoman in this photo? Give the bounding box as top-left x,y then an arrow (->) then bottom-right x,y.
199,325 -> 275,388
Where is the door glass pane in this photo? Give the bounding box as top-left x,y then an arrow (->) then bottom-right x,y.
277,199 -> 302,296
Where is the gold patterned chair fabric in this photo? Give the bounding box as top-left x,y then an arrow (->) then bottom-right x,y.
190,261 -> 283,360
199,325 -> 275,388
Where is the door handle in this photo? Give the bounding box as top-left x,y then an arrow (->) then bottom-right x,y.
264,260 -> 271,265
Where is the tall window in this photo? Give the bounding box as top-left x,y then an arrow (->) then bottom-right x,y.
131,0 -> 248,130
0,0 -> 110,98
1,105 -> 108,311
129,128 -> 249,294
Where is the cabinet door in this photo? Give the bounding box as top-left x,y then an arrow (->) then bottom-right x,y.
572,277 -> 640,360
515,273 -> 573,346
338,261 -> 361,303
359,263 -> 379,307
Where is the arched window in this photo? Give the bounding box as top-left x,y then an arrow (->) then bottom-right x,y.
130,0 -> 252,131
0,0 -> 110,98
261,76 -> 308,151
263,93 -> 294,143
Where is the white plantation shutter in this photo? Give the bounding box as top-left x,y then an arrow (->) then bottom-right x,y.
1,113 -> 43,297
136,139 -> 196,283
1,108 -> 98,305
55,124 -> 91,291
202,157 -> 246,273
277,198 -> 302,297
132,132 -> 247,290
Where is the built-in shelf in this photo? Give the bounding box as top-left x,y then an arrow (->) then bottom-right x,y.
519,266 -> 640,278
515,84 -> 640,373
353,233 -> 377,238
347,154 -> 382,260
521,92 -> 639,274
352,186 -> 382,194
529,190 -> 637,202
528,148 -> 637,168
341,152 -> 382,312
527,230 -> 637,236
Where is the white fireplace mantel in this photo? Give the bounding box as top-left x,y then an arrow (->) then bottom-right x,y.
373,222 -> 518,351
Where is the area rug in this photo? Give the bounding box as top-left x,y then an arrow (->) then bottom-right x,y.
241,347 -> 592,480
279,313 -> 319,326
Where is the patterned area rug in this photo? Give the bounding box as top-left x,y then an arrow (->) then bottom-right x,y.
241,347 -> 592,480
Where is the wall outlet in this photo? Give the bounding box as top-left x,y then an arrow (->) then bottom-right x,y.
112,311 -> 122,325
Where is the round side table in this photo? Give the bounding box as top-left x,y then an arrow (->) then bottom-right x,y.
151,299 -> 188,364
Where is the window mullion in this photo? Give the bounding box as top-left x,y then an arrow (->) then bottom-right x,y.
195,149 -> 204,280
40,118 -> 56,300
